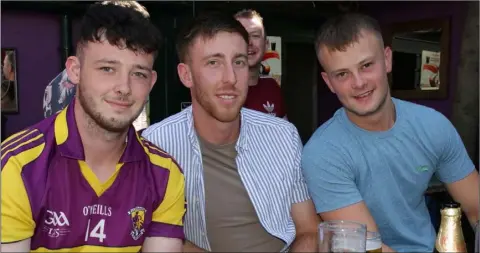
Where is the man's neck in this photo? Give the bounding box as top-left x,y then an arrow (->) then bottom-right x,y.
191,102 -> 240,146
346,97 -> 396,132
248,65 -> 261,86
74,100 -> 127,167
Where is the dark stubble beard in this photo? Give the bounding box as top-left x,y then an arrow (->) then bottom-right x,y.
77,84 -> 141,133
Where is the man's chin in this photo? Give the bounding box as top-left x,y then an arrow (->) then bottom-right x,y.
248,58 -> 262,69
93,115 -> 134,133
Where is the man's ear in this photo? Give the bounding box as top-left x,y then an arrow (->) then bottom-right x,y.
65,56 -> 81,85
149,70 -> 157,91
177,63 -> 193,88
384,46 -> 393,74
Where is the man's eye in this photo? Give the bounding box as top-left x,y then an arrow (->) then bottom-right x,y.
100,67 -> 113,72
134,72 -> 148,79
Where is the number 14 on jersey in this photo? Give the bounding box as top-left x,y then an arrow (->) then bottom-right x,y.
85,219 -> 107,243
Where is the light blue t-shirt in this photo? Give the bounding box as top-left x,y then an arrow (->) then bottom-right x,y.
301,98 -> 474,252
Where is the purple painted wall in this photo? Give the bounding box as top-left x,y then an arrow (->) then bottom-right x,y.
1,11 -> 62,137
365,1 -> 467,119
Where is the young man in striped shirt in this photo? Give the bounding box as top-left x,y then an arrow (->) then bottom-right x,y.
142,12 -> 318,252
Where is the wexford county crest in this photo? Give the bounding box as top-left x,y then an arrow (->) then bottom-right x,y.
128,207 -> 147,240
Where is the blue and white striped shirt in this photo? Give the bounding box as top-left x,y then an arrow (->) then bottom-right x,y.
142,106 -> 311,251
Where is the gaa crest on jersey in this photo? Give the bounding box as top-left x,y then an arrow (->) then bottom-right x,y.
128,206 -> 147,240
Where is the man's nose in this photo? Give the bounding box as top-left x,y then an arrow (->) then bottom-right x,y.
114,71 -> 132,95
222,63 -> 237,85
351,72 -> 367,89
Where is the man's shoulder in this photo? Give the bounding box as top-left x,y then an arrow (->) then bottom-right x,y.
142,110 -> 188,139
138,136 -> 184,174
258,77 -> 281,89
394,98 -> 452,130
1,116 -> 56,172
308,109 -> 347,143
242,108 -> 295,132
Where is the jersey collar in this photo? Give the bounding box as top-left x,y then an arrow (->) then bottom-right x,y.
54,98 -> 145,162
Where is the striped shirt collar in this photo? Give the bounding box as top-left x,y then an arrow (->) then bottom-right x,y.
54,98 -> 145,162
184,105 -> 250,151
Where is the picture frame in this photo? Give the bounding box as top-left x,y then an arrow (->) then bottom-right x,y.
1,47 -> 19,113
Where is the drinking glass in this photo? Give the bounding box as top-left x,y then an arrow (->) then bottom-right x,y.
366,231 -> 382,253
318,220 -> 367,252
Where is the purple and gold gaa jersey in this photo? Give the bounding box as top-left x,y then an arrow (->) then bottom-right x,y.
1,100 -> 186,252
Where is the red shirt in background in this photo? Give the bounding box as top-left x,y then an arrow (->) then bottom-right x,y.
243,77 -> 286,118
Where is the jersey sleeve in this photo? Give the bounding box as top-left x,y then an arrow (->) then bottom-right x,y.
291,128 -> 311,203
1,155 -> 35,243
434,115 -> 475,183
148,159 -> 186,239
301,140 -> 363,213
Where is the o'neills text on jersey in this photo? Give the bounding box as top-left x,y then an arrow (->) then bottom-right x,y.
83,204 -> 112,217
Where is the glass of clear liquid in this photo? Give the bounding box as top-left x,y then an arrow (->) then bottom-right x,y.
318,220 -> 367,252
366,231 -> 382,253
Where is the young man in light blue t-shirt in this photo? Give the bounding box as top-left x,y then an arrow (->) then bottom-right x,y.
301,13 -> 479,252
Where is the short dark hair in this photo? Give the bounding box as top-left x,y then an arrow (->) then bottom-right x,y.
77,0 -> 162,58
315,13 -> 383,54
234,9 -> 267,37
176,11 -> 249,63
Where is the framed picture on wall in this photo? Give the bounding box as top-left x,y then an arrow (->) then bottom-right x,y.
1,48 -> 19,113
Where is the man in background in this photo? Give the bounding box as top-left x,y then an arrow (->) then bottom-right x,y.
234,9 -> 288,120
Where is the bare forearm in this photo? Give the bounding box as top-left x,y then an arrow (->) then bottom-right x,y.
290,232 -> 317,252
382,244 -> 396,252
183,240 -> 207,252
465,209 -> 479,229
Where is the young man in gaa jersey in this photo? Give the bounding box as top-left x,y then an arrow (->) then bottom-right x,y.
1,1 -> 186,252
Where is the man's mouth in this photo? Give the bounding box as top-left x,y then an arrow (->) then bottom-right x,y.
354,90 -> 373,99
218,95 -> 235,100
105,99 -> 133,108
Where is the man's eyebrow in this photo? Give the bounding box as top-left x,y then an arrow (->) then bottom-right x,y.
234,53 -> 248,60
358,56 -> 374,66
133,64 -> 152,71
93,59 -> 151,71
94,58 -> 119,64
202,53 -> 225,61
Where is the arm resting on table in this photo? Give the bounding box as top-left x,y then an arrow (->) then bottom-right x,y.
289,199 -> 320,252
142,237 -> 182,252
319,201 -> 396,252
1,239 -> 31,252
183,240 -> 207,252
